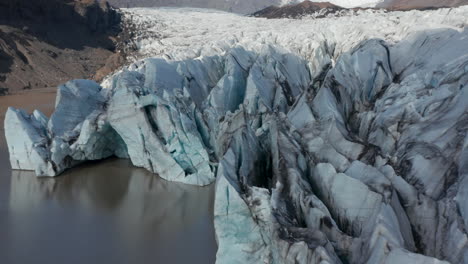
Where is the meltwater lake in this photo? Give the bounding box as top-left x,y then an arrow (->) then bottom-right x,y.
0,89 -> 217,264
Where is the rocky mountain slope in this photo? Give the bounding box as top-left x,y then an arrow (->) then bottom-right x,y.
5,6 -> 468,264
252,1 -> 344,19
0,0 -> 123,95
253,0 -> 468,19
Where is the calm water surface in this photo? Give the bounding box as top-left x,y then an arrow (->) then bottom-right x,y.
0,89 -> 217,264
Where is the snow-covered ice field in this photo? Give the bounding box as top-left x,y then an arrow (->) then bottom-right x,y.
123,6 -> 468,62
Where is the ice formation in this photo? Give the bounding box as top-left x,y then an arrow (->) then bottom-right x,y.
5,6 -> 468,264
121,7 -> 467,62
110,0 -> 382,14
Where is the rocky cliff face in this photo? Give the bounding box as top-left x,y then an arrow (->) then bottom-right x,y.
0,0 -> 120,33
252,1 -> 344,19
252,0 -> 468,19
0,0 -> 123,94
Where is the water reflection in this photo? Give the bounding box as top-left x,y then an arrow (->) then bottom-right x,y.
0,90 -> 217,264
3,159 -> 216,264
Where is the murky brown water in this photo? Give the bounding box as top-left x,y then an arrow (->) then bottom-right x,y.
0,89 -> 217,264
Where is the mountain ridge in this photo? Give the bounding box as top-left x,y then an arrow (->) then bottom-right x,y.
252,0 -> 468,19
0,0 -> 124,95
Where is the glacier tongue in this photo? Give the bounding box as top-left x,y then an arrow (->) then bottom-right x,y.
210,29 -> 467,263
5,6 -> 468,264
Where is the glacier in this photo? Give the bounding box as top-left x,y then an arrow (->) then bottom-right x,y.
5,6 -> 468,264
110,0 -> 383,14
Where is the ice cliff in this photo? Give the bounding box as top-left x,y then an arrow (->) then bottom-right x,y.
213,30 -> 468,264
5,6 -> 468,264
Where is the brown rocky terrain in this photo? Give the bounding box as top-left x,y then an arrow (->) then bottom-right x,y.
252,1 -> 343,18
252,0 -> 468,19
0,0 -> 124,95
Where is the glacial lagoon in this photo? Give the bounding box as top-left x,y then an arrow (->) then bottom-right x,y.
0,90 -> 217,264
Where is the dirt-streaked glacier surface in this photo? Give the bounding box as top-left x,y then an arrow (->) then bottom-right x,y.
5,6 -> 468,264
